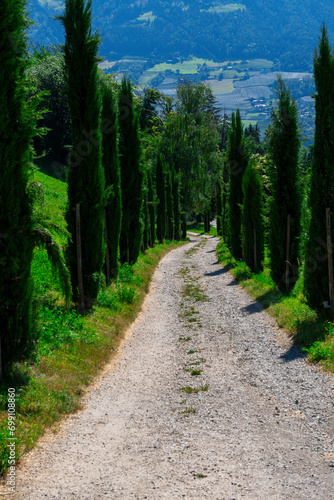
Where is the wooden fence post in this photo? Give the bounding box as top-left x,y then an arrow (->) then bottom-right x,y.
285,215 -> 291,291
76,204 -> 85,314
326,208 -> 334,319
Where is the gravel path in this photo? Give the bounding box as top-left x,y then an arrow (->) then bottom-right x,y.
13,234 -> 334,499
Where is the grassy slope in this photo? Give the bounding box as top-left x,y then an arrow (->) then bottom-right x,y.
0,171 -> 185,475
216,240 -> 334,372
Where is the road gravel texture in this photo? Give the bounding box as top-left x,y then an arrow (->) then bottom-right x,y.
13,234 -> 334,499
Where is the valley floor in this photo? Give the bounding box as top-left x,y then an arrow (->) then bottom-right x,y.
13,234 -> 334,499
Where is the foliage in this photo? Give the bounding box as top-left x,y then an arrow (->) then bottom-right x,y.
172,166 -> 181,241
0,0 -> 43,371
147,168 -> 156,247
227,109 -> 249,259
216,180 -> 223,236
304,24 -> 334,309
101,77 -> 122,281
241,160 -> 265,271
118,76 -> 144,264
267,76 -> 301,290
165,165 -> 174,240
160,81 -> 221,217
156,154 -> 166,243
29,49 -> 70,166
59,0 -> 105,309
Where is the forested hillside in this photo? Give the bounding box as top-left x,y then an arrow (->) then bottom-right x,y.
29,0 -> 334,71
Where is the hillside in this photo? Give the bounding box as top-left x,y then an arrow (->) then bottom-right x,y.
28,0 -> 334,72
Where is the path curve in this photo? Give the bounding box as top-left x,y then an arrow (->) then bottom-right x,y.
14,235 -> 334,499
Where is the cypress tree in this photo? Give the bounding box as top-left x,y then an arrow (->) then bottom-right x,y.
216,180 -> 223,236
118,76 -> 144,264
156,154 -> 166,243
304,25 -> 334,308
59,0 -> 105,308
166,166 -> 174,240
101,79 -> 122,282
172,166 -> 181,241
147,168 -> 156,247
268,77 -> 301,290
227,109 -> 248,259
142,175 -> 150,251
0,0 -> 37,370
241,161 -> 265,272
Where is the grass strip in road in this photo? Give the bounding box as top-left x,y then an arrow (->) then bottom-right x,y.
216,240 -> 334,373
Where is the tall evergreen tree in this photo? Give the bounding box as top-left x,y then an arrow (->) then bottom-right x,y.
304,25 -> 334,308
118,76 -> 144,264
172,166 -> 181,241
0,0 -> 38,370
156,154 -> 166,243
147,168 -> 156,247
241,161 -> 265,271
227,109 -> 249,259
216,180 -> 223,236
166,166 -> 174,240
268,77 -> 301,290
142,174 -> 150,251
59,0 -> 105,308
101,79 -> 122,282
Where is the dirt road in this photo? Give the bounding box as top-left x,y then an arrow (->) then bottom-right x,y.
14,234 -> 334,499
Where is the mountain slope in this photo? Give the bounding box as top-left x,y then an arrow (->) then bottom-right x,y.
27,0 -> 334,71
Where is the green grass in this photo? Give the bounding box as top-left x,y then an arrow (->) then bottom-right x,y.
0,171 -> 186,476
148,57 -> 216,75
179,385 -> 209,394
216,239 -> 334,371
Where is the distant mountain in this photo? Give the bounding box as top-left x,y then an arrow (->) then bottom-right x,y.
27,0 -> 334,71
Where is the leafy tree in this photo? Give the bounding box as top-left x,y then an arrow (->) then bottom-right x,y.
156,154 -> 166,243
227,109 -> 249,259
268,77 -> 301,290
118,76 -> 144,264
101,78 -> 122,282
160,81 -> 221,220
29,48 -> 70,171
304,25 -> 334,308
59,0 -> 105,308
241,160 -> 264,271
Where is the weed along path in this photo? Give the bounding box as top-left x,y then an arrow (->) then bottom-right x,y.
14,235 -> 334,499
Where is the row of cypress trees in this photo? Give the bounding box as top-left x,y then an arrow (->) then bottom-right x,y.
61,0 -> 182,310
220,78 -> 301,286
0,0 -> 183,374
219,25 -> 334,312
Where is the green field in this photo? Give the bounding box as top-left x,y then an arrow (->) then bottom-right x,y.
202,3 -> 246,13
137,11 -> 156,23
148,57 -> 216,75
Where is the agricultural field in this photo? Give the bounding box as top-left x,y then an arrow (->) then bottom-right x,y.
201,3 -> 246,13
107,56 -> 315,141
